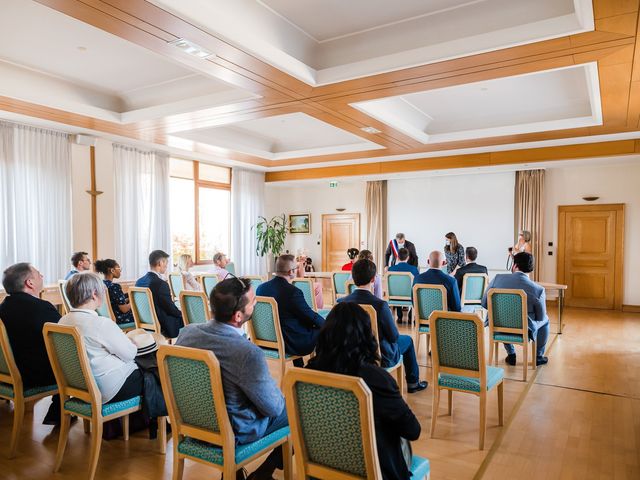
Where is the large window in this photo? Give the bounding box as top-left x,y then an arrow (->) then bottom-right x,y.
170,158 -> 231,263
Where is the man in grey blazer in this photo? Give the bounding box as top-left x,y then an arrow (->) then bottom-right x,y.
176,277 -> 287,480
481,252 -> 550,366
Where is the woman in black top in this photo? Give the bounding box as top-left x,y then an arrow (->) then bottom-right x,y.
307,302 -> 421,480
94,259 -> 134,325
444,231 -> 465,274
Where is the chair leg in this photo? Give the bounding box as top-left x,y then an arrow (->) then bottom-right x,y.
479,393 -> 487,450
8,397 -> 25,458
172,444 -> 184,480
282,439 -> 293,480
87,418 -> 103,480
426,334 -> 431,367
54,413 -> 71,472
158,416 -> 167,454
532,340 -> 538,370
494,342 -> 499,365
123,414 -> 130,441
497,381 -> 504,426
415,330 -> 421,360
430,388 -> 440,438
447,390 -> 452,416
522,342 -> 528,382
223,461 -> 236,480
396,363 -> 405,398
83,418 -> 91,434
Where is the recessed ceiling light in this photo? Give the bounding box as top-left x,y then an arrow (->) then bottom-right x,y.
77,46 -> 87,52
168,38 -> 214,59
361,126 -> 381,134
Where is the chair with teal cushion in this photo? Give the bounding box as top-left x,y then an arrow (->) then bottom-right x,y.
248,297 -> 302,385
157,345 -> 292,480
384,272 -> 415,322
129,287 -> 163,336
225,262 -> 236,276
283,367 -> 430,479
412,284 -> 447,364
292,278 -> 318,311
43,323 -> 161,480
0,320 -> 58,458
245,276 -> 264,292
346,279 -> 357,295
168,273 -> 184,302
331,272 -> 351,304
198,274 -> 218,299
461,273 -> 489,306
487,288 -> 536,381
179,291 -> 211,326
429,311 -> 504,450
57,280 -> 71,314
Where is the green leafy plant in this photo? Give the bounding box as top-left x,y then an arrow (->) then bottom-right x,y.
254,214 -> 288,257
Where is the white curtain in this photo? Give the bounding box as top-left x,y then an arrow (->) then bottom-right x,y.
231,169 -> 265,276
0,121 -> 72,283
113,144 -> 170,279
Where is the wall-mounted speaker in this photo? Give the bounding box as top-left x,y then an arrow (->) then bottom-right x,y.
72,134 -> 97,147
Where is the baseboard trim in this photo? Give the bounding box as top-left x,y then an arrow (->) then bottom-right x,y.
622,304 -> 640,313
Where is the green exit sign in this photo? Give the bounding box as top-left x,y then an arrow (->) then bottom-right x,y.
329,181 -> 338,188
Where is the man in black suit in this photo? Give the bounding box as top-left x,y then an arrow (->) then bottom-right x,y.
384,232 -> 418,268
338,259 -> 428,393
135,250 -> 183,338
256,254 -> 325,366
454,246 -> 489,292
0,263 -> 61,424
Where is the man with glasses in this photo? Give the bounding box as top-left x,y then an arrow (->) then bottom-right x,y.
176,277 -> 286,480
256,254 -> 326,366
64,251 -> 92,280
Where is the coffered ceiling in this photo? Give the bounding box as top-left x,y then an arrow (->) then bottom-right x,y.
0,0 -> 639,179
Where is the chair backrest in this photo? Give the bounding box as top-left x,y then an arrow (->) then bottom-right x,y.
412,284 -> 447,327
0,320 -> 21,395
58,280 -> 71,315
283,368 -> 382,480
429,311 -> 486,387
95,288 -> 116,322
292,278 -> 317,311
179,291 -> 211,326
245,275 -> 264,292
129,287 -> 162,334
487,289 -> 528,338
461,274 -> 489,305
43,323 -> 98,405
440,266 -> 448,273
384,272 -> 414,300
247,296 -> 286,358
157,345 -> 234,453
225,262 -> 236,276
345,279 -> 357,295
168,273 -> 184,301
332,272 -> 352,297
198,274 -> 218,299
358,304 -> 382,362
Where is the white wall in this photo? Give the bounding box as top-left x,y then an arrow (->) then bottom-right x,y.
265,182 -> 367,266
542,163 -> 640,305
387,172 -> 515,270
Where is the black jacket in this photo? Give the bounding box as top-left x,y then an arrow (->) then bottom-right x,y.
454,262 -> 489,292
135,272 -> 183,338
385,240 -> 418,267
0,292 -> 60,388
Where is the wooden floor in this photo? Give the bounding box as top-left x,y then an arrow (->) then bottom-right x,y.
1,307 -> 639,479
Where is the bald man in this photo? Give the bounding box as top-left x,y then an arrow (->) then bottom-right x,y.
412,251 -> 461,312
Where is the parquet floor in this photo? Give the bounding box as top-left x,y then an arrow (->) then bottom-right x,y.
1,306 -> 638,479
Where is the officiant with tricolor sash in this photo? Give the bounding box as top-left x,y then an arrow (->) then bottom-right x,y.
385,233 -> 419,269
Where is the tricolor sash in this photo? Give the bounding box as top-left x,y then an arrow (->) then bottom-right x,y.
390,239 -> 399,259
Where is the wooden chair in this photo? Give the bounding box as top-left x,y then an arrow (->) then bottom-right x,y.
412,284 -> 447,364
43,323 -> 162,480
283,367 -> 430,479
345,279 -> 357,295
96,289 -> 136,332
384,272 -> 414,323
168,273 -> 185,302
225,262 -> 236,276
358,304 -> 405,396
198,274 -> 219,299
245,275 -> 265,291
461,273 -> 489,307
331,272 -> 351,304
487,288 -> 536,382
292,278 -> 330,317
57,280 -> 71,314
157,344 -> 292,480
179,291 -> 211,326
247,297 -> 302,386
429,311 -> 504,450
129,287 -> 163,335
0,320 -> 58,458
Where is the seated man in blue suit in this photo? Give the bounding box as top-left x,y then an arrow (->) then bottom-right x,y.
135,250 -> 183,338
413,251 -> 462,312
481,252 -> 550,366
338,259 -> 428,394
256,254 -> 325,366
388,247 -> 420,323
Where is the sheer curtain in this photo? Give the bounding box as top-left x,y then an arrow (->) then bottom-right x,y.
231,169 -> 265,276
113,144 -> 170,279
514,169 -> 545,280
366,180 -> 387,271
0,121 -> 72,283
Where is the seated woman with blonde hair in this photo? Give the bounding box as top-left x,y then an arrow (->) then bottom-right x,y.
177,253 -> 201,291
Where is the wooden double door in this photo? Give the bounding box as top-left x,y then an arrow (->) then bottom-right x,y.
557,204 -> 624,310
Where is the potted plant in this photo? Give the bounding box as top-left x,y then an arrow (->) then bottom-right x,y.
254,214 -> 288,272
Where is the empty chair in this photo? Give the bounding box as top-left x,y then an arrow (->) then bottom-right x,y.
487,288 -> 536,381
179,291 -> 211,326
168,273 -> 184,302
384,272 -> 414,322
157,344 -> 292,480
461,273 -> 489,307
129,287 -> 163,335
198,274 -> 218,299
331,271 -> 351,304
283,367 -> 430,479
429,311 -> 504,450
412,284 -> 447,363
0,320 -> 58,458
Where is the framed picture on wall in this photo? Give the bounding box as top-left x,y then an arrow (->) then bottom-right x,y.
289,213 -> 311,234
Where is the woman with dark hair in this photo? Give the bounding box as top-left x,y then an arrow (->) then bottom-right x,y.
307,302 -> 421,480
94,259 -> 134,325
444,232 -> 465,274
341,248 -> 360,271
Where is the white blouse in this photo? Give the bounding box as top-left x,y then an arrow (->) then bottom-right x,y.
182,271 -> 202,291
59,309 -> 138,403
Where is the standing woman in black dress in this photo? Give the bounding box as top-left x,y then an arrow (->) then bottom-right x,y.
444,232 -> 465,274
